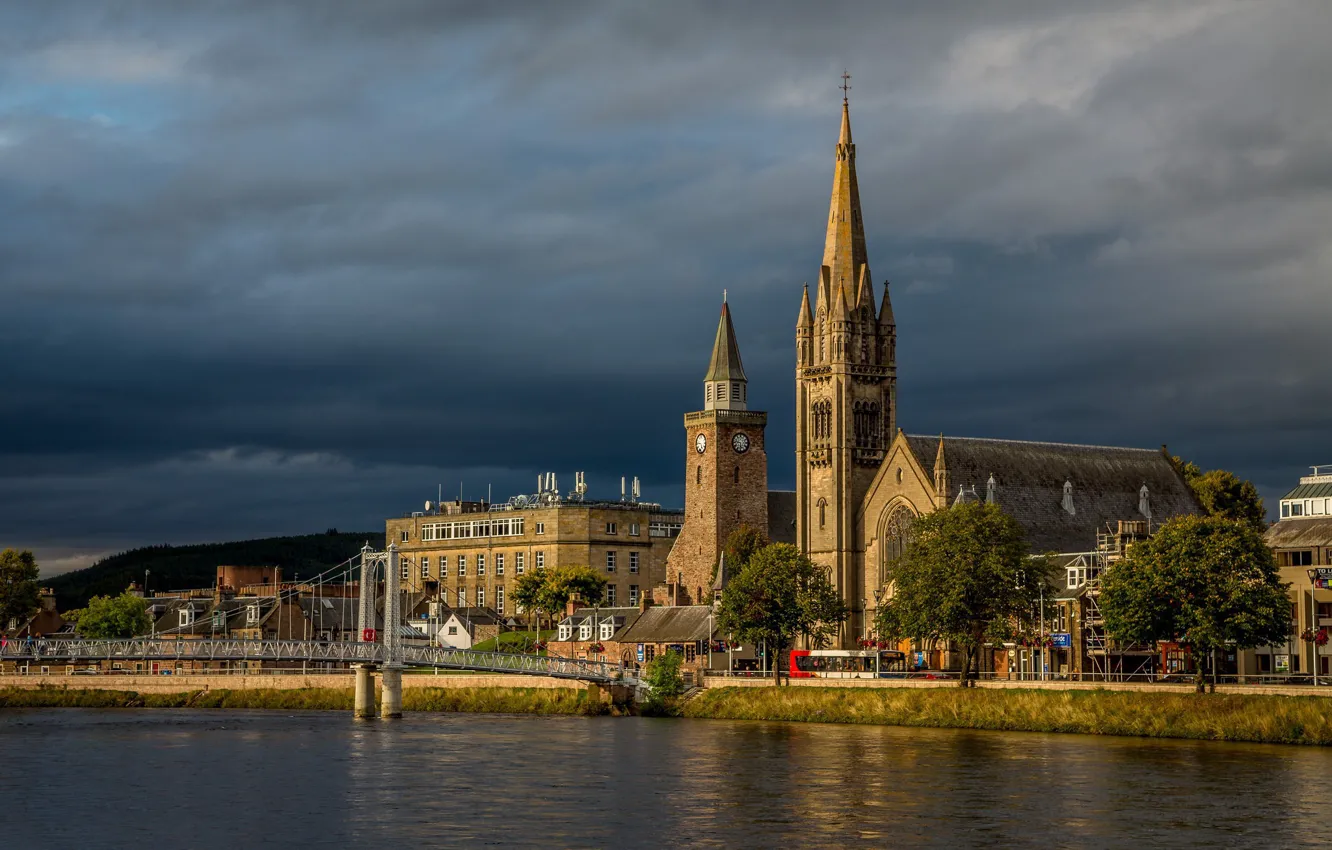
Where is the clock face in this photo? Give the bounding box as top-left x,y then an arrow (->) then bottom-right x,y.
695,433 -> 707,454
731,432 -> 750,454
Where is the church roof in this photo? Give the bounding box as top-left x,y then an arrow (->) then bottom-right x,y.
704,300 -> 747,383
903,434 -> 1201,554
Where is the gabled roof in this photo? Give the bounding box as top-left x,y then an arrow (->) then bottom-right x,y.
903,434 -> 1201,554
615,605 -> 715,644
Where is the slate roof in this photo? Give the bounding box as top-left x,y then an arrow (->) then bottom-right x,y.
1265,517 -> 1332,548
615,605 -> 715,644
767,490 -> 797,544
903,435 -> 1201,554
703,302 -> 747,383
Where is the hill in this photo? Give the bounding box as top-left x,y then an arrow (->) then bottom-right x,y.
45,531 -> 381,610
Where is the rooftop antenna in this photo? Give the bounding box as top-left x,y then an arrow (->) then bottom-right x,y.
575,471 -> 587,497
621,476 -> 627,501
632,477 -> 641,502
840,70 -> 852,104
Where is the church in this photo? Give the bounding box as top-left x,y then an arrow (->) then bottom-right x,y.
663,96 -> 1200,649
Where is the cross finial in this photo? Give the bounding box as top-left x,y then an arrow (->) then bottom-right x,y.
840,70 -> 851,104
723,288 -> 728,303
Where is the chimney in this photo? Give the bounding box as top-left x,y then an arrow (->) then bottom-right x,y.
565,597 -> 580,617
639,593 -> 651,613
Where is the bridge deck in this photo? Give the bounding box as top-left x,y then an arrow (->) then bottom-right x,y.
0,639 -> 635,685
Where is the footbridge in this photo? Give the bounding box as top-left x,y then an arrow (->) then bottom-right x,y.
11,543 -> 638,718
0,638 -> 631,684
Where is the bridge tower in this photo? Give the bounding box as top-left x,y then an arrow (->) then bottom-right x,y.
354,544 -> 378,719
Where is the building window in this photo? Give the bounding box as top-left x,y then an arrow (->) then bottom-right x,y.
458,588 -> 467,607
718,382 -> 728,401
458,556 -> 467,577
516,552 -> 525,574
496,553 -> 505,575
579,620 -> 592,641
536,522 -> 545,534
559,623 -> 573,641
606,551 -> 617,572
734,465 -> 740,483
179,609 -> 194,627
246,605 -> 259,625
447,625 -> 458,636
629,585 -> 639,605
421,556 -> 431,578
1291,550 -> 1314,567
629,523 -> 640,536
401,561 -> 410,580
697,465 -> 702,485
439,555 -> 448,574
606,522 -> 617,534
497,586 -> 505,615
818,499 -> 827,528
630,552 -> 639,573
476,587 -> 485,608
400,530 -> 410,542
536,551 -> 545,569
706,384 -> 712,403
477,554 -> 486,575
606,585 -> 616,605
731,382 -> 740,400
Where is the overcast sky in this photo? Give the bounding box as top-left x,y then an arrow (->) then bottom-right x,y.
4,1 -> 1330,576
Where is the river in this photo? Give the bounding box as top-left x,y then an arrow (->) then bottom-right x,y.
3,709 -> 1329,848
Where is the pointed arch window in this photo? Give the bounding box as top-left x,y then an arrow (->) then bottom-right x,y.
880,506 -> 916,587
818,498 -> 828,529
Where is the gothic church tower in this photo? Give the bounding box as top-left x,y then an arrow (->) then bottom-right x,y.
795,98 -> 896,644
664,298 -> 769,606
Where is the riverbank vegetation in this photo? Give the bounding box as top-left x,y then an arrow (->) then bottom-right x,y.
0,686 -> 610,715
684,686 -> 1332,745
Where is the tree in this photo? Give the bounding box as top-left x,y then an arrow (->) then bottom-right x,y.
1100,514 -> 1291,692
712,524 -> 769,586
641,649 -> 685,714
512,568 -> 548,632
1170,456 -> 1266,531
535,564 -> 608,620
68,591 -> 153,639
0,549 -> 41,630
873,502 -> 1051,687
716,543 -> 848,685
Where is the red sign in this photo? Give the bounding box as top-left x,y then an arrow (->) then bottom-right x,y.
361,628 -> 377,643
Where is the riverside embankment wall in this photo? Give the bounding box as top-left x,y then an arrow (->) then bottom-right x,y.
701,676 -> 1332,698
0,673 -> 582,694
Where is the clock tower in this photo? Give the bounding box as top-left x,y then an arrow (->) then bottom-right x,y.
662,296 -> 769,606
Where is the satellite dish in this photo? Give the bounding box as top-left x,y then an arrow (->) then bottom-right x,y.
425,501 -> 433,511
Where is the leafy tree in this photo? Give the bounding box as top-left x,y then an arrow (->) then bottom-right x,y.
712,524 -> 769,585
1170,456 -> 1266,531
535,564 -> 608,619
67,592 -> 153,639
873,502 -> 1051,687
0,549 -> 41,630
511,568 -> 548,632
716,543 -> 848,686
1101,514 -> 1291,692
641,650 -> 685,714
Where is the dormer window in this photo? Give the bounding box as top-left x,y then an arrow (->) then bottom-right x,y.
600,622 -> 614,640
246,604 -> 260,625
1062,480 -> 1076,516
179,609 -> 195,627
558,623 -> 572,641
579,621 -> 591,641
1138,484 -> 1152,520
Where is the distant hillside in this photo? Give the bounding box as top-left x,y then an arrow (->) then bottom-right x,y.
45,531 -> 381,611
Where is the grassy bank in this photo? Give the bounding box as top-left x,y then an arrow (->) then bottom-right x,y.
684,686 -> 1332,746
0,686 -> 610,715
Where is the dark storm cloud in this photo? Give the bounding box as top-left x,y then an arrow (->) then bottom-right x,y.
3,0 -> 1329,574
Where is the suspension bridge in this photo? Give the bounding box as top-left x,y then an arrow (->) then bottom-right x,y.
0,544 -> 638,717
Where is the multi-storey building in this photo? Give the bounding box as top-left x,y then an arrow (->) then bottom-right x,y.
385,490 -> 683,615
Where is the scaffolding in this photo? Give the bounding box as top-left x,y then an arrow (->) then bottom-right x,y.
1081,520 -> 1157,681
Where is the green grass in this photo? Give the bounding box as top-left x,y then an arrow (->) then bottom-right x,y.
469,630 -> 554,653
684,686 -> 1332,746
0,685 -> 610,715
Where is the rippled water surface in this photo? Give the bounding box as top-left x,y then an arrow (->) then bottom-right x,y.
3,709 -> 1330,848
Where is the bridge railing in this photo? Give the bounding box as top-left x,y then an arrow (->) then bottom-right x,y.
0,639 -> 633,684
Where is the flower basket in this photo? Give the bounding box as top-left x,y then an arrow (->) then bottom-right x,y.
588,642 -> 605,654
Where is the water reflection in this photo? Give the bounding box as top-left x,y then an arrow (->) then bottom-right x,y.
2,709 -> 1328,848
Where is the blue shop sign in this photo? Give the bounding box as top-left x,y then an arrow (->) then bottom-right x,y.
1051,633 -> 1072,648
636,643 -> 645,663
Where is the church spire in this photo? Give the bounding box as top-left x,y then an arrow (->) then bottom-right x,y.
797,283 -> 813,330
704,296 -> 747,411
822,97 -> 868,312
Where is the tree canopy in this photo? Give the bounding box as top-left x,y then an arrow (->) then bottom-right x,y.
873,502 -> 1052,686
68,592 -> 153,639
712,524 -> 769,586
1170,456 -> 1266,531
0,549 -> 41,630
1101,514 -> 1291,691
536,564 -> 608,617
716,542 -> 847,685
